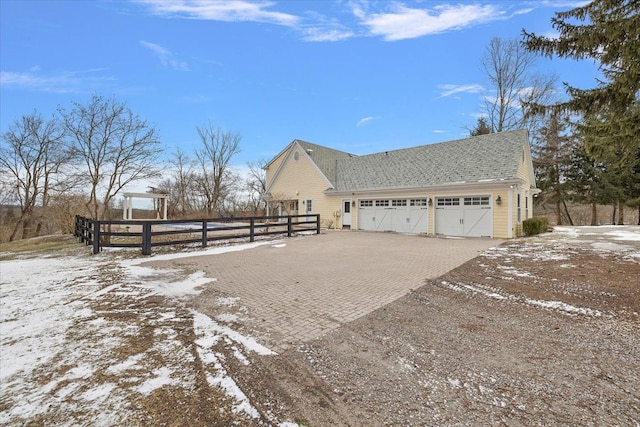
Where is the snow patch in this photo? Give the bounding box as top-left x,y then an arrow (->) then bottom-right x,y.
135,367 -> 174,395
216,313 -> 239,323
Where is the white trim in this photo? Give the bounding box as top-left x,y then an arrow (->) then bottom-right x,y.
326,179 -> 526,197
266,141 -> 334,193
507,187 -> 513,239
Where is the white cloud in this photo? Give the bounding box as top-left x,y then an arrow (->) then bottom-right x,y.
438,84 -> 485,98
433,129 -> 447,133
353,3 -> 503,41
356,116 -> 376,127
135,0 -> 300,27
0,69 -> 114,93
140,41 -> 189,71
302,27 -> 354,42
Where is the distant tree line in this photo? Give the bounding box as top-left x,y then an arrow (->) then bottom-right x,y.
468,0 -> 639,225
0,94 -> 268,243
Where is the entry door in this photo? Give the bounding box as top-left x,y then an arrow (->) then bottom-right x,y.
342,199 -> 352,228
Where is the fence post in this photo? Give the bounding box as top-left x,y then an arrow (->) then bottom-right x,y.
202,220 -> 208,248
142,222 -> 152,255
92,220 -> 101,254
74,215 -> 79,238
76,216 -> 83,242
316,214 -> 321,234
250,218 -> 255,242
287,216 -> 292,237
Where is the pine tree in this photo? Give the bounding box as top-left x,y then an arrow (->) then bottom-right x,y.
564,145 -> 616,225
532,113 -> 575,225
522,0 -> 640,161
469,117 -> 492,136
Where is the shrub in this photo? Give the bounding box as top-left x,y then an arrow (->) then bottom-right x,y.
522,216 -> 549,236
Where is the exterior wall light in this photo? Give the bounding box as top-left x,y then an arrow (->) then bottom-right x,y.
352,200 -> 356,207
496,195 -> 502,205
428,197 -> 433,206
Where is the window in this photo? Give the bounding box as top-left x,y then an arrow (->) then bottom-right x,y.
375,200 -> 389,207
306,199 -> 312,213
410,199 -> 428,206
437,197 -> 460,206
290,200 -> 299,212
360,200 -> 373,207
294,151 -> 299,161
525,195 -> 529,220
391,199 -> 407,207
517,194 -> 521,223
464,196 -> 490,206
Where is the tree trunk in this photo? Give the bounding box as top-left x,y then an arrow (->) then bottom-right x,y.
562,198 -> 574,226
556,200 -> 562,225
21,217 -> 32,240
591,202 -> 598,226
9,218 -> 22,242
617,199 -> 624,225
611,202 -> 617,224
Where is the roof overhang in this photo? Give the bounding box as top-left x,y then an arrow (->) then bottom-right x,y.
123,192 -> 169,199
325,179 -> 535,197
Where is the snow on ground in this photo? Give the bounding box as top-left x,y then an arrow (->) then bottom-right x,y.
444,226 -> 639,317
0,239 -> 297,426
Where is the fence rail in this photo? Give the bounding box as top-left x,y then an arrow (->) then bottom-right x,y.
74,214 -> 320,255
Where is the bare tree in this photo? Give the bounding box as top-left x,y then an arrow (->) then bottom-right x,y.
482,37 -> 557,134
193,124 -> 241,216
60,95 -> 163,220
246,159 -> 267,214
0,111 -> 69,240
159,149 -> 198,217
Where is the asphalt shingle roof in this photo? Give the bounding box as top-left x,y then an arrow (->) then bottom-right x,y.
295,140 -> 354,186
332,129 -> 529,191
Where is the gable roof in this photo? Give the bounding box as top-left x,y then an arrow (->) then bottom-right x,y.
266,129 -> 534,194
333,129 -> 531,192
293,140 -> 354,187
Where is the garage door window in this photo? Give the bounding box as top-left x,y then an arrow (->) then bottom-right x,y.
391,199 -> 407,207
410,199 -> 428,206
464,196 -> 490,206
437,197 -> 460,206
375,200 -> 389,207
360,200 -> 373,207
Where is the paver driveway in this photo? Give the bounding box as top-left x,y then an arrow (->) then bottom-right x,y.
147,231 -> 499,351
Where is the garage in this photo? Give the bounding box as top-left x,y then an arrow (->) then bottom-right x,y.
358,198 -> 429,233
435,196 -> 492,237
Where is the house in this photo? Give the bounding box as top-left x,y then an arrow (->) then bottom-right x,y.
264,129 -> 539,238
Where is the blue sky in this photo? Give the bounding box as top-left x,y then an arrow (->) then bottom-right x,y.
1,0 -> 599,170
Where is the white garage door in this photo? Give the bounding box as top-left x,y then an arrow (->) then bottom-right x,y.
358,199 -> 429,233
435,196 -> 492,237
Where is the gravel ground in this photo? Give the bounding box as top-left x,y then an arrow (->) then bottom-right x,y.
232,227 -> 640,426
1,227 -> 638,426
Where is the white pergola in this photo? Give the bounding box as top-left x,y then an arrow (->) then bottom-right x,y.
122,192 -> 169,220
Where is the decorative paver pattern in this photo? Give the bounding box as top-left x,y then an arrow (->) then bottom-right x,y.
148,231 -> 499,351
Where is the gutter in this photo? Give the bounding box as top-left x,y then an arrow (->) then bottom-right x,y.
325,179 -> 530,196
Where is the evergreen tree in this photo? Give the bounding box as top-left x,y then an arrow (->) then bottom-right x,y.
469,117 -> 492,136
522,0 -> 640,161
564,145 -> 616,225
532,113 -> 575,225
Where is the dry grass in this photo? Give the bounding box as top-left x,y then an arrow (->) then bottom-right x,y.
0,234 -> 81,259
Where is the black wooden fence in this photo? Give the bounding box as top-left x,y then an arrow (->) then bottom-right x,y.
74,214 -> 320,255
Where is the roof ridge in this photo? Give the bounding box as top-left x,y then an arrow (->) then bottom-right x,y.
351,128 -> 528,159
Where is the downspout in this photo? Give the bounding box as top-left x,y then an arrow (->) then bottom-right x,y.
507,186 -> 513,239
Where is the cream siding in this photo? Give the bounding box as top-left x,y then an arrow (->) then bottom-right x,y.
492,189 -> 511,239
268,147 -> 340,228
265,149 -> 288,189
